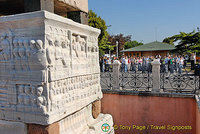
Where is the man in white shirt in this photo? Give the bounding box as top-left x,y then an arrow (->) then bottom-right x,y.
190,53 -> 196,70
124,56 -> 128,72
121,56 -> 125,72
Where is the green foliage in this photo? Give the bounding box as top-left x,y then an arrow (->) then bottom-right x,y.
88,10 -> 110,53
163,37 -> 175,45
124,40 -> 143,49
163,29 -> 200,55
108,34 -> 132,57
99,49 -> 105,58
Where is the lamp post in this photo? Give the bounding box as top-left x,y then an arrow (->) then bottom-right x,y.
116,41 -> 118,58
107,25 -> 112,58
109,45 -> 111,58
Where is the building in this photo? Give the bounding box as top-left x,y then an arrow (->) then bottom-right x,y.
122,41 -> 175,57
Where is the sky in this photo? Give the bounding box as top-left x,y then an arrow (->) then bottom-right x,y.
88,0 -> 200,44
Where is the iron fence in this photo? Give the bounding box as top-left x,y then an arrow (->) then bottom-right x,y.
119,71 -> 152,91
100,64 -> 152,90
160,68 -> 200,93
100,72 -> 113,90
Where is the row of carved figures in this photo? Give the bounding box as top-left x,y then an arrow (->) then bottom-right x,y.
17,84 -> 47,113
0,36 -> 99,72
50,79 -> 99,96
49,84 -> 100,111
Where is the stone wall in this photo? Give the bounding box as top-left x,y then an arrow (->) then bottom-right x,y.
102,91 -> 196,134
55,0 -> 88,13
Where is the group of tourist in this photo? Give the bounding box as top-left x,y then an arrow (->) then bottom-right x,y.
100,54 -> 199,74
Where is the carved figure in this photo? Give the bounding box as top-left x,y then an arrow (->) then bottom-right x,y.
18,40 -> 25,70
24,85 -> 30,103
46,36 -> 55,65
24,85 -> 31,111
23,40 -> 30,70
12,39 -> 19,70
72,36 -> 78,58
36,86 -> 47,114
30,86 -> 37,112
61,39 -> 70,66
76,36 -> 81,54
54,39 -> 64,73
49,82 -> 56,111
29,40 -> 47,71
17,85 -> 25,112
0,33 -> 10,61
0,35 -> 5,61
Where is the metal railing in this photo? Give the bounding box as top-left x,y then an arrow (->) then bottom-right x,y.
160,64 -> 200,93
101,64 -> 152,91
100,61 -> 200,94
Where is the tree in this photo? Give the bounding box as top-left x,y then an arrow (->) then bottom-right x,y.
108,34 -> 132,56
163,29 -> 200,54
124,40 -> 143,49
163,37 -> 175,45
88,10 -> 111,57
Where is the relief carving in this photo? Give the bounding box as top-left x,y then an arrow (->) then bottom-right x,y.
16,84 -> 47,114
0,12 -> 104,126
36,86 -> 47,114
0,33 -> 10,61
30,86 -> 37,112
29,40 -> 47,71
23,40 -> 30,71
18,40 -> 26,71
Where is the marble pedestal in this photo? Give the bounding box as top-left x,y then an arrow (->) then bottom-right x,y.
0,11 -> 114,134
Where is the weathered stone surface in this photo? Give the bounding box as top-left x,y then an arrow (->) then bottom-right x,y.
67,11 -> 88,25
26,103 -> 114,134
112,60 -> 121,90
55,0 -> 88,13
0,120 -> 27,134
92,100 -> 101,119
0,10 -> 102,125
41,0 -> 54,13
59,104 -> 114,134
0,0 -> 88,16
151,59 -> 161,92
28,122 -> 59,134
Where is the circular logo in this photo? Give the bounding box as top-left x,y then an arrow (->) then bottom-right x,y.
101,123 -> 110,132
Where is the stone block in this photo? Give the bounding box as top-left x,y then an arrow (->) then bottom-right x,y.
0,120 -> 27,134
92,100 -> 101,119
151,59 -> 161,92
0,10 -> 101,125
55,0 -> 88,13
67,11 -> 88,25
28,122 -> 59,134
59,104 -> 114,134
0,0 -> 88,16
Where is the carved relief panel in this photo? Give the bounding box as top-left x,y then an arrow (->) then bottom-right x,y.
0,11 -> 101,125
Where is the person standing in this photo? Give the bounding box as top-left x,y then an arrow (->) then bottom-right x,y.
190,53 -> 196,70
124,56 -> 128,72
174,55 -> 178,73
183,55 -> 187,68
169,56 -> 174,74
131,57 -> 136,72
105,57 -> 111,72
121,56 -> 125,72
100,57 -> 105,72
178,56 -> 184,74
164,56 -> 169,73
138,57 -> 142,71
128,57 -> 131,71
